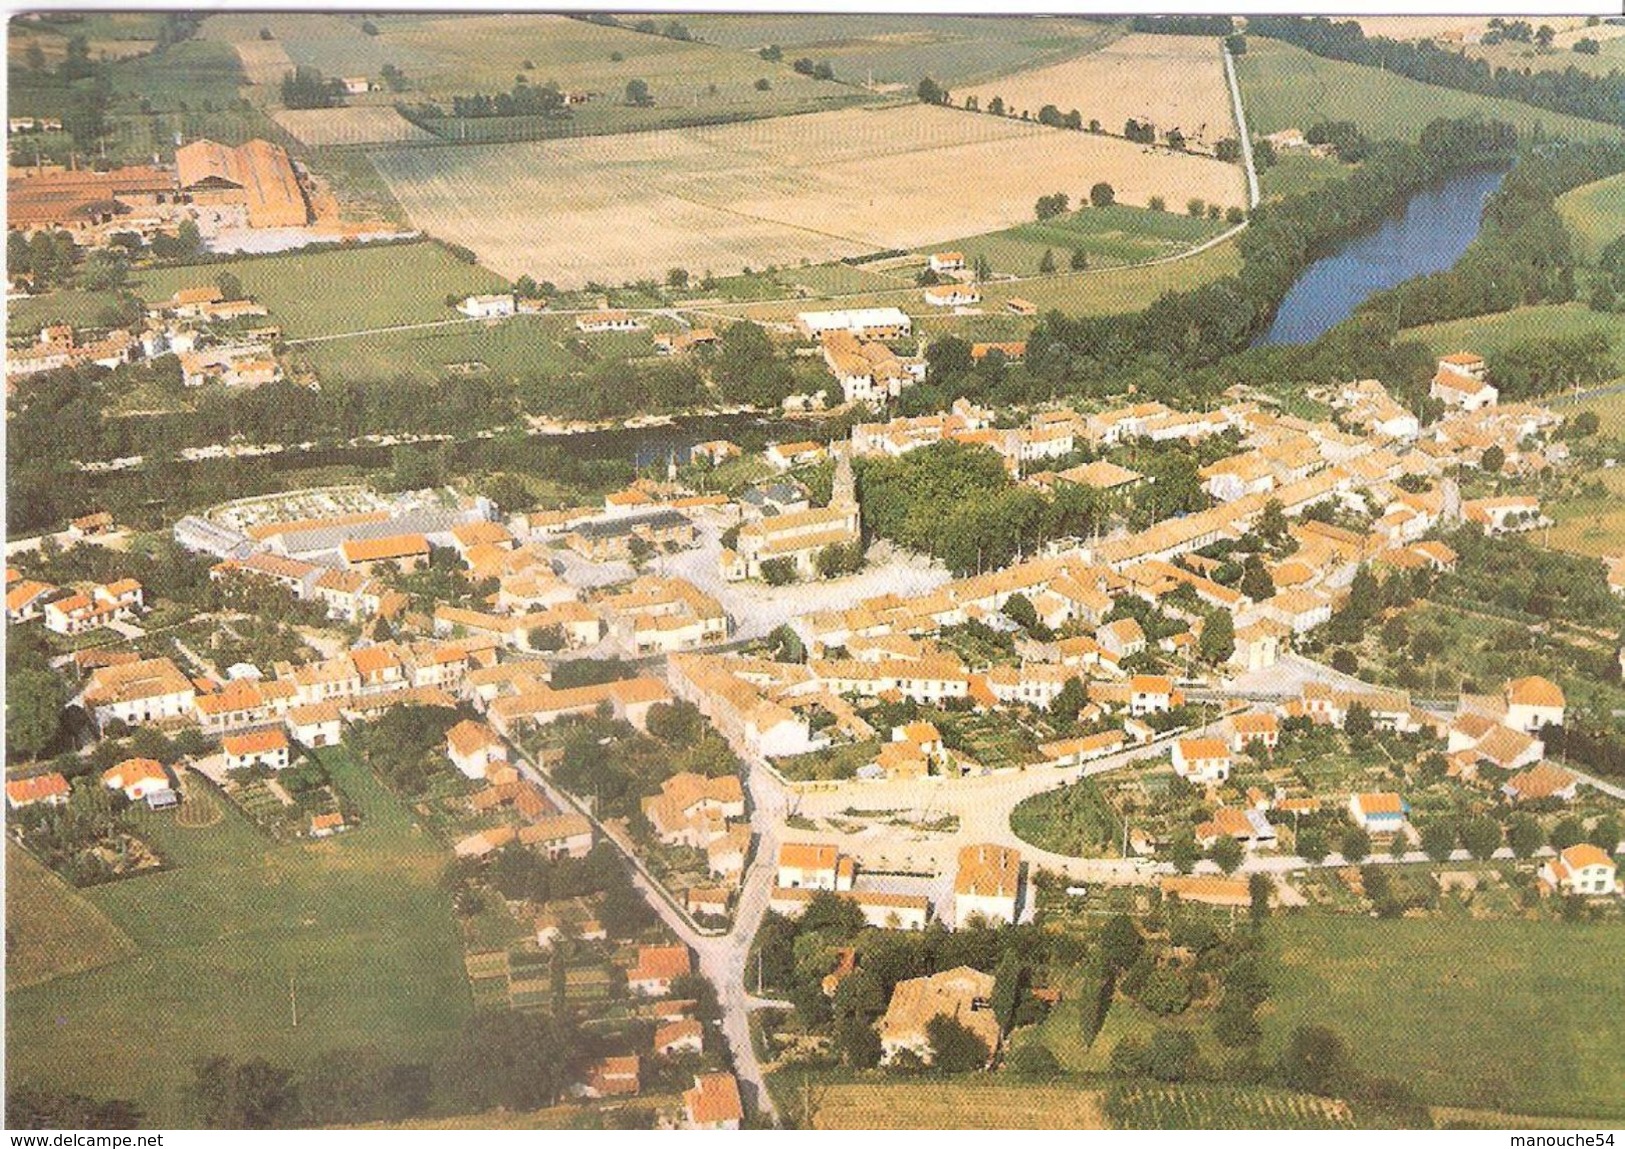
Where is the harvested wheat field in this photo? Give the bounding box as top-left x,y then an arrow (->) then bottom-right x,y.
230,36 -> 296,86
371,103 -> 1244,286
964,34 -> 1239,152
275,106 -> 436,146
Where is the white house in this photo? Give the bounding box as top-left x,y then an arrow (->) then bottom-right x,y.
953,843 -> 1023,928
222,728 -> 291,772
1348,791 -> 1408,833
923,285 -> 981,308
776,842 -> 853,891
1172,737 -> 1232,784
928,251 -> 965,273
1540,844 -> 1618,897
456,294 -> 515,319
1430,352 -> 1497,411
1503,676 -> 1565,733
445,718 -> 508,780
101,757 -> 171,802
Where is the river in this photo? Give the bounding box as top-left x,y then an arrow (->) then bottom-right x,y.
1257,166 -> 1508,346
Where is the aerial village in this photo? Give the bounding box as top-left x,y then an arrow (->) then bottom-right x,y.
8,284 -> 1623,1126
6,11 -> 1625,1128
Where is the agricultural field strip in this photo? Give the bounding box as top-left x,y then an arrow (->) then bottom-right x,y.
368,102 -> 1245,286
961,34 -> 1239,153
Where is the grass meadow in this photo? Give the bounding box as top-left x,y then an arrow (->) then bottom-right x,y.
1236,38 -> 1623,144
5,747 -> 470,1126
1557,171 -> 1625,262
1262,914 -> 1625,1121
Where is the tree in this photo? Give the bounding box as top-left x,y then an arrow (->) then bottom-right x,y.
1050,676 -> 1087,725
1139,969 -> 1192,1016
1005,1042 -> 1061,1079
1069,247 -> 1088,270
1280,1025 -> 1352,1096
1296,827 -> 1329,864
7,669 -> 65,760
988,96 -> 1005,116
916,77 -> 948,105
925,1014 -> 990,1072
1507,814 -> 1544,859
1460,815 -> 1503,861
1099,914 -> 1142,973
1034,192 -> 1070,221
1144,1028 -> 1197,1082
1209,834 -> 1244,875
1148,195 -> 1166,212
80,250 -> 128,291
666,267 -> 689,289
1248,872 -> 1272,922
1343,702 -> 1374,739
625,78 -> 653,106
833,1017 -> 882,1068
1167,827 -> 1200,873
990,953 -> 1027,1033
1213,988 -> 1261,1047
1187,198 -> 1206,218
1550,816 -> 1586,851
436,1012 -> 579,1111
1239,555 -> 1274,602
760,557 -> 797,586
1340,825 -> 1371,863
1038,248 -> 1056,274
190,1057 -> 299,1128
527,623 -> 565,652
1226,206 -> 1245,225
1002,592 -> 1040,633
1199,609 -> 1234,665
759,44 -> 783,61
813,61 -> 834,80
754,77 -> 771,91
1420,819 -> 1458,863
1089,182 -> 1115,208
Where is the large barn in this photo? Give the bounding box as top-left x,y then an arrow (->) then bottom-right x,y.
175,138 -> 309,228
7,165 -> 179,234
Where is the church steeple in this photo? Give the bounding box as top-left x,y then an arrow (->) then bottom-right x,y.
830,444 -> 856,510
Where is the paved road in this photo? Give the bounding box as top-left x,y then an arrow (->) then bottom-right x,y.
1222,43 -> 1261,209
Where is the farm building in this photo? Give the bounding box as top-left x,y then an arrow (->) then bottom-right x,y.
6,164 -> 179,234
457,294 -> 515,319
175,139 -> 309,228
796,308 -> 913,340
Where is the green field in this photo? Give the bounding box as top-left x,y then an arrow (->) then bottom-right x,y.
912,204 -> 1227,278
1011,776 -> 1123,857
201,11 -> 869,136
5,747 -> 470,1126
1237,38 -> 1624,144
1257,152 -> 1349,201
295,314 -> 662,385
6,289 -> 126,338
1264,914 -> 1625,1120
660,13 -> 1125,88
1399,303 -> 1625,367
129,242 -> 510,339
4,841 -> 139,991
1557,171 -> 1625,262
728,238 -> 1243,329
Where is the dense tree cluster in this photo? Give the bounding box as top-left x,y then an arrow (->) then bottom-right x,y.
279,65 -> 345,110
855,442 -> 1101,576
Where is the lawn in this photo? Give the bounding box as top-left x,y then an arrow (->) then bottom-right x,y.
911,204 -> 1228,278
1236,38 -> 1624,144
293,315 -> 657,385
1257,152 -> 1349,202
1400,303 -> 1625,369
1556,171 -> 1625,262
6,289 -> 126,338
1544,466 -> 1625,559
5,746 -> 471,1127
129,241 -> 511,339
3,841 -> 138,992
1011,776 -> 1123,857
1263,914 -> 1625,1120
